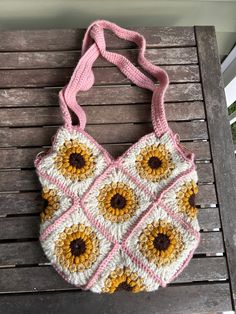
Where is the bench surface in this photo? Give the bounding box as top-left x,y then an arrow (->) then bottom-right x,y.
0,26 -> 236,314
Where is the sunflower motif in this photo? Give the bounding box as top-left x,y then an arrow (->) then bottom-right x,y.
139,220 -> 184,267
54,139 -> 96,181
135,144 -> 175,182
40,187 -> 60,222
102,267 -> 146,293
176,180 -> 199,219
97,182 -> 139,223
54,224 -> 100,272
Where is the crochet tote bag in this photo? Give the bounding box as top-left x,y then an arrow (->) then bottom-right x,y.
34,20 -> 200,293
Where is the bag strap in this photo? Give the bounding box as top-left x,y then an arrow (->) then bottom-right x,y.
59,20 -> 170,137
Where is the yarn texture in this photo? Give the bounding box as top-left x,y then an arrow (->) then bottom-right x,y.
34,20 -> 200,293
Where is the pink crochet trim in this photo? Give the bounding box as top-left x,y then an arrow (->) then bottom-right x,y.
59,20 -> 169,138
123,246 -> 166,287
85,243 -> 120,290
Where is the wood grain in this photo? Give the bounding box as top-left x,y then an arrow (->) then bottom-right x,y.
0,163 -> 214,193
0,258 -> 228,295
196,26 -> 236,308
0,231 -> 224,265
1,284 -> 233,313
0,185 -> 217,216
0,102 -> 205,127
0,284 -> 232,313
0,84 -> 203,107
0,141 -> 211,169
0,122 -> 208,148
0,65 -> 199,88
0,48 -> 198,69
0,27 -> 195,51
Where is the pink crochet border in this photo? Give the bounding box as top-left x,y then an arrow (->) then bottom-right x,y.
85,243 -> 120,290
123,246 -> 166,287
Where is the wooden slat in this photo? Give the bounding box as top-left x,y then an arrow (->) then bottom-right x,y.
0,48 -> 198,69
0,205 -> 221,232
0,102 -> 205,127
0,241 -> 46,266
174,257 -> 228,283
0,122 -> 208,148
0,163 -> 213,192
0,258 -> 228,294
0,217 -> 40,239
0,232 -> 224,267
0,213 -> 224,253
197,184 -> 217,206
196,26 -> 236,308
0,283 -> 232,313
103,141 -> 211,162
0,84 -> 203,107
198,207 -> 221,230
0,185 -> 217,216
197,232 -> 224,254
196,163 -> 214,183
0,284 -> 232,313
0,27 -> 195,52
0,192 -> 43,216
0,141 -> 211,169
0,65 -> 199,88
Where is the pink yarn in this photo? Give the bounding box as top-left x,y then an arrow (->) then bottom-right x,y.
36,20 -> 200,292
59,20 -> 169,137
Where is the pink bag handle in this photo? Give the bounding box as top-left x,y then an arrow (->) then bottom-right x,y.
59,20 -> 170,137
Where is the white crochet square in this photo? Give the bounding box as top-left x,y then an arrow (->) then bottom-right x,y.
124,203 -> 199,285
38,176 -> 73,235
91,249 -> 160,293
40,207 -> 112,287
83,166 -> 153,242
120,131 -> 193,195
161,170 -> 200,231
36,126 -> 109,198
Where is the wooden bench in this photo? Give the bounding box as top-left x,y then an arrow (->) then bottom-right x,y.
0,26 -> 236,313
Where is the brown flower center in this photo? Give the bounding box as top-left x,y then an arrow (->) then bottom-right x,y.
115,281 -> 132,291
189,194 -> 195,207
69,153 -> 85,169
43,199 -> 49,208
110,193 -> 127,209
70,238 -> 86,256
148,156 -> 162,169
153,233 -> 170,250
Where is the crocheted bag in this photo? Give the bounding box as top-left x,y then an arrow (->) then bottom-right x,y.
34,20 -> 200,293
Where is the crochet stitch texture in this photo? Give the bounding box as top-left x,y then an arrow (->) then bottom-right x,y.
34,20 -> 200,293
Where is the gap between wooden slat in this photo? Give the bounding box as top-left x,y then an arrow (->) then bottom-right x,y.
0,121 -> 208,148
0,283 -> 232,313
0,141 -> 211,169
0,184 -> 217,216
0,257 -> 228,295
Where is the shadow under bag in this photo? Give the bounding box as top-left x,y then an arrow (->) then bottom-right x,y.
34,19 -> 200,293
